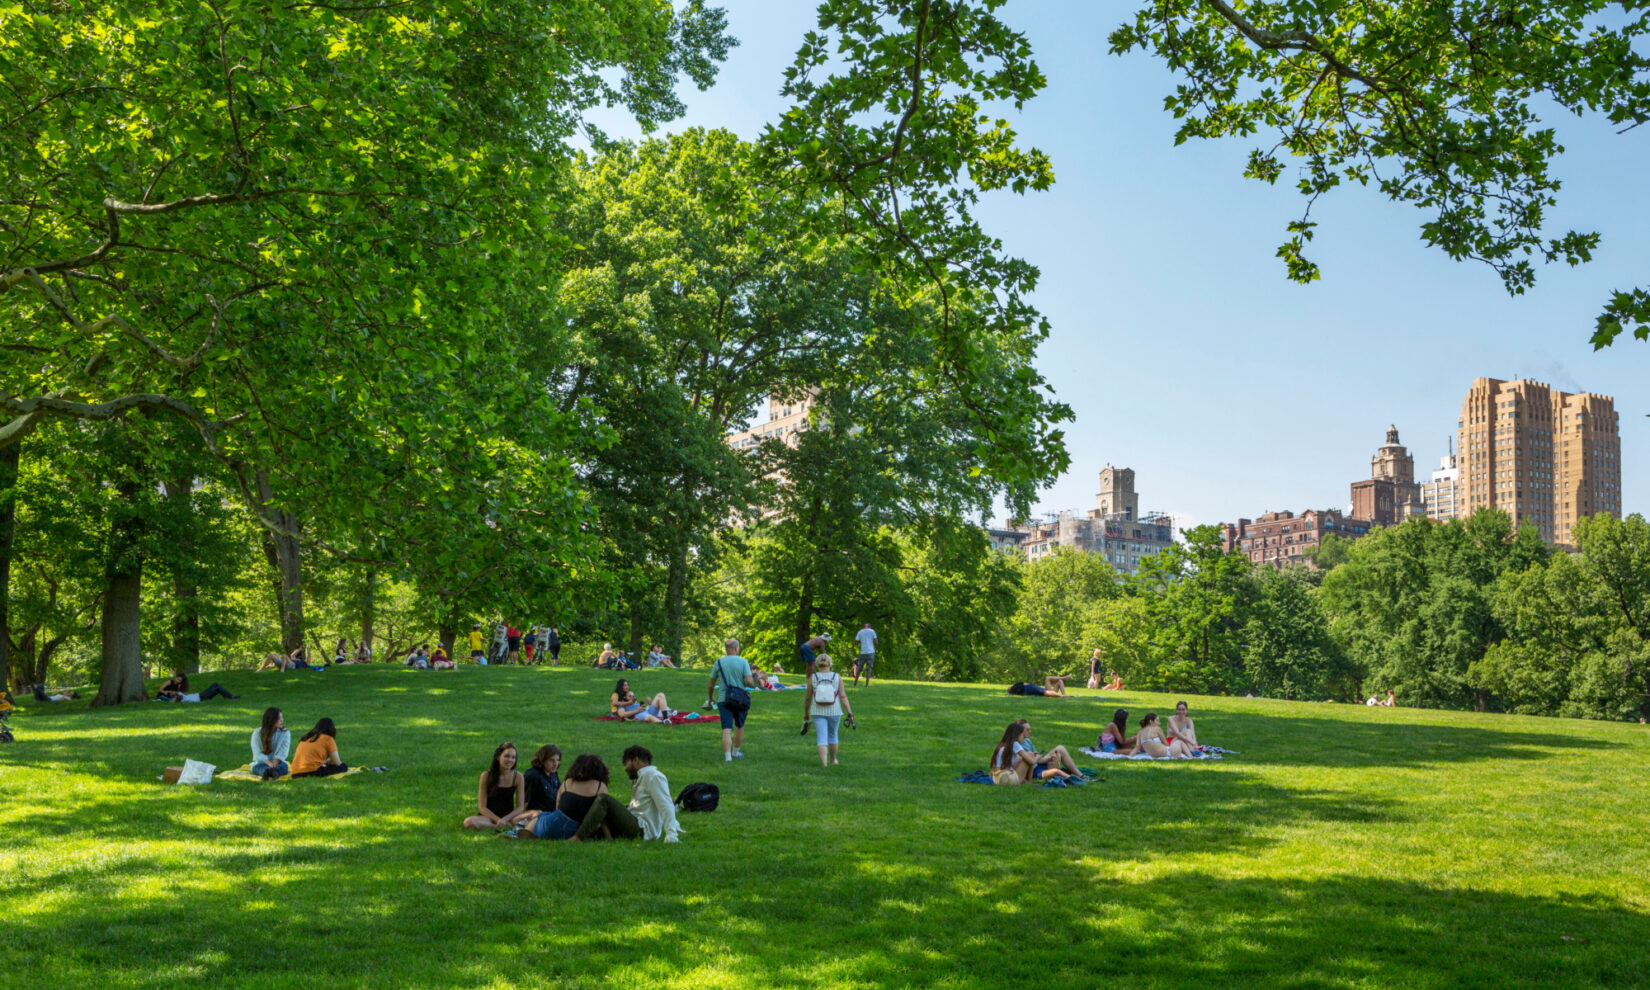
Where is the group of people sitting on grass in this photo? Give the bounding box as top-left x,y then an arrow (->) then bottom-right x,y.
1095,702 -> 1201,757
249,707 -> 350,779
593,643 -> 680,670
461,741 -> 680,842
402,644 -> 456,670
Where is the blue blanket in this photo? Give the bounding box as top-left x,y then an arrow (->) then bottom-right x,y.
955,768 -> 1099,788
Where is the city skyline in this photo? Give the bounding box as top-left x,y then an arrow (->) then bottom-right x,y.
586,1 -> 1648,533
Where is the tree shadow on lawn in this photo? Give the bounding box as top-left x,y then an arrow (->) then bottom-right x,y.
6,848 -> 1646,989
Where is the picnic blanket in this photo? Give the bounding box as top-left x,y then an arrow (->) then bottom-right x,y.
956,768 -> 1100,788
591,711 -> 721,724
216,763 -> 372,781
1078,746 -> 1227,760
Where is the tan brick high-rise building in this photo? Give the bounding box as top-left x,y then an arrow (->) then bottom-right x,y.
1456,378 -> 1623,545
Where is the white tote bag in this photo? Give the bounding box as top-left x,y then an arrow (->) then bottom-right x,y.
176,758 -> 216,785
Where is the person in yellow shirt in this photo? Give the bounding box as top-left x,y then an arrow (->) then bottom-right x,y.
468,625 -> 485,665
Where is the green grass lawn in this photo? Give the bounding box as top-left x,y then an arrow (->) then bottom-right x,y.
3,665 -> 1649,989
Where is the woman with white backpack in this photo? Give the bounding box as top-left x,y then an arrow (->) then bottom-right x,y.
802,654 -> 855,767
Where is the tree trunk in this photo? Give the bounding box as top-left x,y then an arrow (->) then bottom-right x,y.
627,599 -> 646,661
162,479 -> 201,674
438,614 -> 458,657
794,569 -> 816,649
0,442 -> 17,691
360,568 -> 376,658
257,473 -> 304,653
662,529 -> 691,662
92,479 -> 148,707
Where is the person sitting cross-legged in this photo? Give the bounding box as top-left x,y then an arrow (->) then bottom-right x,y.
251,707 -> 290,779
463,742 -> 532,830
290,717 -> 350,778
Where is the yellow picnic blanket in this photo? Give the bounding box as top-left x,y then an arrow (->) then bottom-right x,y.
216,763 -> 367,782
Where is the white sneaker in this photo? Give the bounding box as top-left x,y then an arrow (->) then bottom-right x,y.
733,750 -> 745,759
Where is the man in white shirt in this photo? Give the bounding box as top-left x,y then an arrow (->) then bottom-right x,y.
853,623 -> 878,686
622,745 -> 681,842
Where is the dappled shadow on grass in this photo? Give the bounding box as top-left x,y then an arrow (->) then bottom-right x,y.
7,846 -> 1648,988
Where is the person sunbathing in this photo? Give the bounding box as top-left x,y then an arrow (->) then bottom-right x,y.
1006,676 -> 1071,698
32,683 -> 81,702
157,674 -> 238,702
609,679 -> 672,722
1103,671 -> 1124,690
1097,708 -> 1138,755
1011,719 -> 1079,781
256,647 -> 315,672
1135,713 -> 1194,758
1166,701 -> 1199,748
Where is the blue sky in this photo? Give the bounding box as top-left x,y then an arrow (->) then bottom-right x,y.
594,2 -> 1648,532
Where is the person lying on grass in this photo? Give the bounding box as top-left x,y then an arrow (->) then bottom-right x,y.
430,646 -> 454,670
290,717 -> 350,778
989,721 -> 1027,786
1135,713 -> 1194,759
520,753 -> 641,841
523,745 -> 562,814
32,683 -> 81,702
1012,720 -> 1079,781
1098,708 -> 1138,755
464,742 -> 532,830
1006,676 -> 1072,698
251,707 -> 290,779
1166,701 -> 1199,748
609,679 -> 673,722
157,674 -> 238,702
256,647 -> 316,672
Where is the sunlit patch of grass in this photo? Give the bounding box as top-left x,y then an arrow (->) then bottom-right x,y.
2,666 -> 1649,987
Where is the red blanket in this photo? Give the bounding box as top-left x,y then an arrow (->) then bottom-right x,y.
591,711 -> 721,725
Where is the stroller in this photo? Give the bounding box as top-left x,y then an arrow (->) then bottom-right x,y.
0,689 -> 15,743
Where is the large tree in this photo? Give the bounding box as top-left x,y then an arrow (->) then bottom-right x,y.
1111,0 -> 1650,347
0,2 -> 730,700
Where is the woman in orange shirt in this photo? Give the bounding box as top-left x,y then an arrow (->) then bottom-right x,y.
290,717 -> 349,777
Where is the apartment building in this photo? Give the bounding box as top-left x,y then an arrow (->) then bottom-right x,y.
1349,425 -> 1425,526
1455,378 -> 1622,545
1420,445 -> 1462,522
1222,509 -> 1373,568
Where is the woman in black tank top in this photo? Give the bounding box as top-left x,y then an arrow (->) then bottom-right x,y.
463,742 -> 529,831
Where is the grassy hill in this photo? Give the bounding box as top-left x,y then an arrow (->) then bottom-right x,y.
3,665 -> 1648,988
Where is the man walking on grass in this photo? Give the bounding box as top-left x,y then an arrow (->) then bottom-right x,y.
708,638 -> 756,763
852,622 -> 877,686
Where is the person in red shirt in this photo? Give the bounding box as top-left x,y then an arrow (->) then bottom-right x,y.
506,625 -> 522,665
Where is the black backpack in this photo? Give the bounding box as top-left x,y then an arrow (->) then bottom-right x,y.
675,782 -> 719,812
